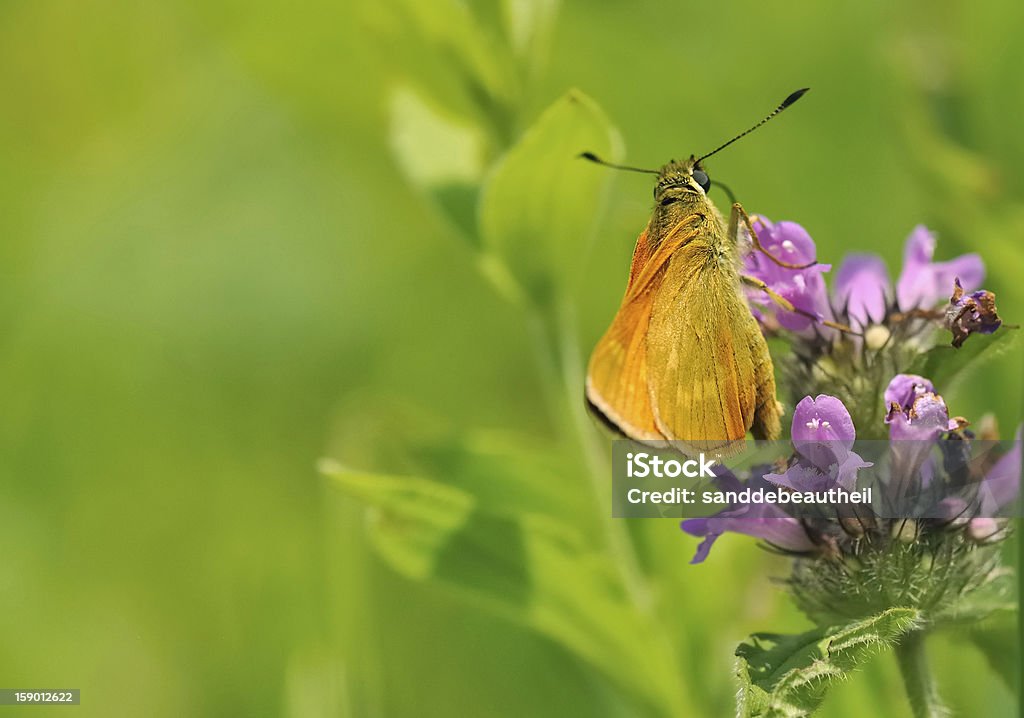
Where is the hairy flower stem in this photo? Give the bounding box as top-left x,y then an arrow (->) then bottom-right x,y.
895,631 -> 949,718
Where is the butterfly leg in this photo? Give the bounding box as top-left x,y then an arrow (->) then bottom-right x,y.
739,273 -> 801,314
728,202 -> 816,270
732,204 -> 858,335
739,274 -> 858,334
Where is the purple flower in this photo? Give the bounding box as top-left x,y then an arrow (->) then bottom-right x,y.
937,429 -> 1019,536
743,218 -> 832,331
743,221 -> 985,334
896,226 -> 984,311
885,375 -> 959,440
792,395 -> 857,456
680,468 -> 815,564
885,374 -> 961,500
935,496 -> 971,527
944,278 -> 1002,348
834,255 -> 891,329
767,462 -> 855,492
890,394 -> 956,440
826,226 -> 985,331
977,427 -> 1021,517
766,395 -> 871,492
884,374 -> 935,415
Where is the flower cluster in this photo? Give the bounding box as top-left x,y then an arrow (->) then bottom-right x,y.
682,220 -> 1018,625
683,377 -> 1019,622
739,220 -> 1005,436
743,221 -> 988,338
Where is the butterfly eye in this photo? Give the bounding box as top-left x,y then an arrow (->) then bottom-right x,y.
692,169 -> 711,193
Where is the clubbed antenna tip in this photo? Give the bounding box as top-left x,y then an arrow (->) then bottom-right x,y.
781,87 -> 810,109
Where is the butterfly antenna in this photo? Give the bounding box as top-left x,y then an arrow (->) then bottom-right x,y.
579,152 -> 659,175
696,88 -> 809,163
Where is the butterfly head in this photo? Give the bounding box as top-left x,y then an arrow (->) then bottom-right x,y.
655,156 -> 711,206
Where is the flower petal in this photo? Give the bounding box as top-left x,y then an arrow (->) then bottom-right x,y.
681,509 -> 814,563
766,453 -> 871,494
895,225 -> 985,310
743,219 -> 833,332
884,374 -> 935,416
834,254 -> 891,327
978,427 -> 1022,516
792,394 -> 856,443
680,465 -> 818,563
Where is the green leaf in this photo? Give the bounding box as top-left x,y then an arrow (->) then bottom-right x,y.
502,0 -> 560,67
478,90 -> 621,305
908,328 -> 1022,398
324,396 -> 593,524
389,85 -> 489,240
324,465 -> 474,579
323,462 -> 688,716
375,0 -> 520,136
966,607 -> 1020,694
736,608 -> 921,717
410,430 -> 591,520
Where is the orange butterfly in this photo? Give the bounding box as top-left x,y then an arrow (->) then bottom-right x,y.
584,89 -> 817,455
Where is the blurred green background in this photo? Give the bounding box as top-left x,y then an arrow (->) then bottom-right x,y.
1,1 -> 1021,716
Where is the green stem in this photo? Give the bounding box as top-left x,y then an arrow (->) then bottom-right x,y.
895,631 -> 949,718
554,298 -> 650,610
524,301 -> 649,609
552,297 -> 688,717
513,284 -> 685,715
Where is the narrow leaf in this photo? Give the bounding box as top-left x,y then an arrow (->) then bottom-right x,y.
325,464 -> 474,579
323,462 -> 688,716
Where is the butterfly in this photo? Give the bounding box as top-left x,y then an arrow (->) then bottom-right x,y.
583,89 -> 819,455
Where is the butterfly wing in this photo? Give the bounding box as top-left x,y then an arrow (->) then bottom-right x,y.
586,223 -> 702,442
645,241 -> 779,453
